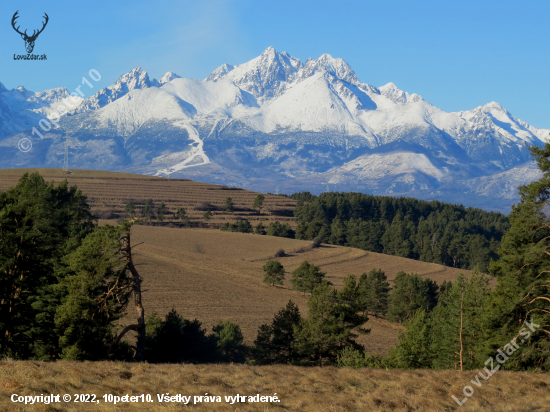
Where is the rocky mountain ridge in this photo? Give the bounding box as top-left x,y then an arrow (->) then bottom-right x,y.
0,47 -> 547,212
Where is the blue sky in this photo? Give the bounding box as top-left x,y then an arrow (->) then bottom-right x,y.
2,0 -> 550,129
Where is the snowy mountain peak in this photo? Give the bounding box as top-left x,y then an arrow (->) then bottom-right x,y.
206,48 -> 363,100
299,53 -> 359,84
2,49 -> 550,213
381,82 -> 398,90
33,87 -> 70,101
115,67 -> 153,90
482,101 -> 505,111
205,63 -> 235,82
379,82 -> 423,104
261,45 -> 277,56
206,47 -> 303,100
159,72 -> 181,85
71,67 -> 155,113
9,86 -> 35,101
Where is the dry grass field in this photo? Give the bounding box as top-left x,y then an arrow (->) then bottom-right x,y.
130,225 -> 473,355
1,360 -> 549,411
0,168 -> 297,226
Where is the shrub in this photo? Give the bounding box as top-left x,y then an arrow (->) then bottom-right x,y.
337,347 -> 366,369
254,222 -> 267,235
266,221 -> 295,238
220,220 -> 253,233
195,201 -> 216,211
93,209 -> 117,219
274,249 -> 286,257
144,310 -> 217,363
337,348 -> 387,369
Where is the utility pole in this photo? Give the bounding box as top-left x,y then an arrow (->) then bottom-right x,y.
62,138 -> 69,172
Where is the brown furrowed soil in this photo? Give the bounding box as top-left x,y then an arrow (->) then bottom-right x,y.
130,225 -> 473,355
1,360 -> 549,411
0,168 -> 296,226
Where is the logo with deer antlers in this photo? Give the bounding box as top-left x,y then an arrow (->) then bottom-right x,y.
11,11 -> 49,54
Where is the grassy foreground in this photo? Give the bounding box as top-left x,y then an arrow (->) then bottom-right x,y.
1,361 -> 549,411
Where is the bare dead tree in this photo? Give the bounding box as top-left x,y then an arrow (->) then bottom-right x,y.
111,222 -> 146,361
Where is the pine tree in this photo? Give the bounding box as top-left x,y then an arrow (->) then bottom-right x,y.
212,321 -> 246,362
254,222 -> 266,235
429,272 -> 490,370
124,201 -> 136,219
252,324 -> 275,364
386,272 -> 438,323
271,301 -> 302,363
144,310 -> 216,363
263,260 -> 285,286
0,173 -> 95,359
380,211 -> 414,258
203,210 -> 212,221
337,274 -> 370,335
252,301 -> 302,365
293,282 -> 351,366
157,202 -> 167,221
367,269 -> 390,317
266,221 -> 294,238
54,225 -> 135,360
176,207 -> 188,224
142,199 -> 155,221
0,174 -> 145,361
253,194 -> 265,215
291,261 -> 327,293
387,308 -> 433,369
329,218 -> 346,245
224,197 -> 234,212
292,191 -> 508,270
484,143 -> 550,370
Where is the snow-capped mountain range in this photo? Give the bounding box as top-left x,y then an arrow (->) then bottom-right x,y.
1,46 -> 547,212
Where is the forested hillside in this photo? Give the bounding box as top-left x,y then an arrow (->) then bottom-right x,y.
292,192 -> 510,271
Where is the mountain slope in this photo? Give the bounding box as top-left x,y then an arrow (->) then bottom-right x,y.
0,47 -> 547,212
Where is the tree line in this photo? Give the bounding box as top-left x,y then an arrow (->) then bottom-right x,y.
290,192 -> 509,272
221,220 -> 294,238
222,191 -> 509,272
123,194 -> 267,224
